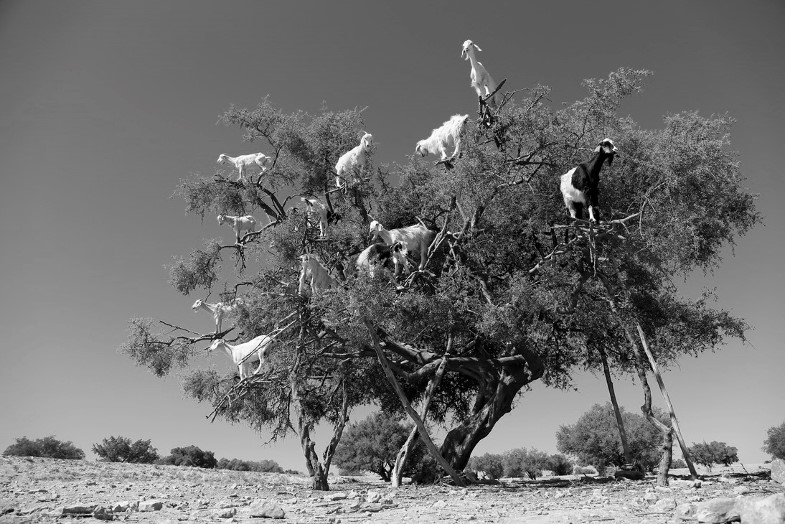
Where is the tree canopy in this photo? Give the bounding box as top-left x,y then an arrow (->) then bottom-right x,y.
122,66 -> 758,489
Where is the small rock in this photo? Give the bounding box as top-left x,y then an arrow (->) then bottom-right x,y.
92,506 -> 114,521
770,458 -> 785,487
734,493 -> 785,524
733,485 -> 751,495
138,499 -> 163,511
248,499 -> 285,519
325,492 -> 348,501
643,492 -> 659,503
433,500 -> 448,509
689,497 -> 739,523
651,497 -> 676,512
365,490 -> 381,503
62,503 -> 98,515
213,507 -> 237,518
111,501 -> 132,512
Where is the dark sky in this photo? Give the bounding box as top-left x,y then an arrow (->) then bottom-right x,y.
1,0 -> 783,469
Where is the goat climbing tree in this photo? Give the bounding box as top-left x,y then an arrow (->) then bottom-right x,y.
122,68 -> 758,489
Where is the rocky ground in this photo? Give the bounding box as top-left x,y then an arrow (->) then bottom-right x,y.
1,457 -> 783,523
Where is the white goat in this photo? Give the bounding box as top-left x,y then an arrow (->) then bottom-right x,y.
415,114 -> 469,164
208,334 -> 275,380
355,241 -> 410,278
300,196 -> 329,238
217,153 -> 271,183
335,133 -> 373,191
369,220 -> 437,271
192,297 -> 244,333
461,40 -> 502,108
217,214 -> 258,244
298,254 -> 340,296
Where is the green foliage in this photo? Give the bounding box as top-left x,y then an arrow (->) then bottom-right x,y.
158,445 -> 217,469
556,403 -> 666,472
216,457 -> 283,473
92,436 -> 159,463
763,421 -> 785,460
333,412 -> 425,481
688,441 -> 739,471
3,436 -> 85,460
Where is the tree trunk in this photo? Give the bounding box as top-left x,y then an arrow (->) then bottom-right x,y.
392,351 -> 449,487
291,375 -> 349,491
440,346 -> 545,471
634,321 -> 699,480
598,346 -> 633,465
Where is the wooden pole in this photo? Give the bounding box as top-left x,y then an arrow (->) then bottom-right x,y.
363,318 -> 465,486
634,321 -> 699,480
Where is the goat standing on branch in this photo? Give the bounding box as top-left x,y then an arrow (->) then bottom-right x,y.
415,114 -> 469,168
298,254 -> 340,296
369,220 -> 436,271
335,133 -> 373,192
300,196 -> 330,238
217,214 -> 259,244
461,40 -> 503,108
560,138 -> 618,223
216,153 -> 271,183
192,298 -> 243,334
208,334 -> 275,380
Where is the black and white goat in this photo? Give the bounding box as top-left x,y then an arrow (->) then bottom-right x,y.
560,138 -> 618,223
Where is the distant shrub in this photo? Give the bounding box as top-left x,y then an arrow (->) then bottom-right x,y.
763,421 -> 785,460
409,453 -> 442,485
688,441 -> 738,471
333,412 -> 426,481
3,436 -> 84,460
501,448 -> 550,479
556,403 -> 666,474
466,453 -> 504,480
158,445 -> 217,468
216,457 -> 283,473
573,465 -> 597,475
546,454 -> 573,476
92,436 -> 159,464
671,458 -> 688,469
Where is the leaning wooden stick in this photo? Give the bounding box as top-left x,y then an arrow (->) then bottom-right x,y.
363,317 -> 465,486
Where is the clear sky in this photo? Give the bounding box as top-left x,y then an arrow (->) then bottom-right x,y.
1,0 -> 783,471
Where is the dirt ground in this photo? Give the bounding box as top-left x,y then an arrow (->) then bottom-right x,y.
0,456 -> 781,523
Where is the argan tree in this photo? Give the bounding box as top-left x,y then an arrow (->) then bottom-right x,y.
122,67 -> 757,489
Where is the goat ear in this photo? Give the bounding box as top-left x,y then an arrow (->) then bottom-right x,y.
474,43 -> 482,52
594,144 -> 602,153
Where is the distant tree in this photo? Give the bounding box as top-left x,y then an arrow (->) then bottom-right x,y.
545,454 -> 573,476
3,436 -> 84,460
92,436 -> 159,463
158,445 -> 217,468
466,453 -> 504,480
763,421 -> 785,460
688,441 -> 738,471
671,458 -> 688,469
502,448 -> 550,479
216,457 -> 283,473
333,412 -> 425,481
556,403 -> 666,473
